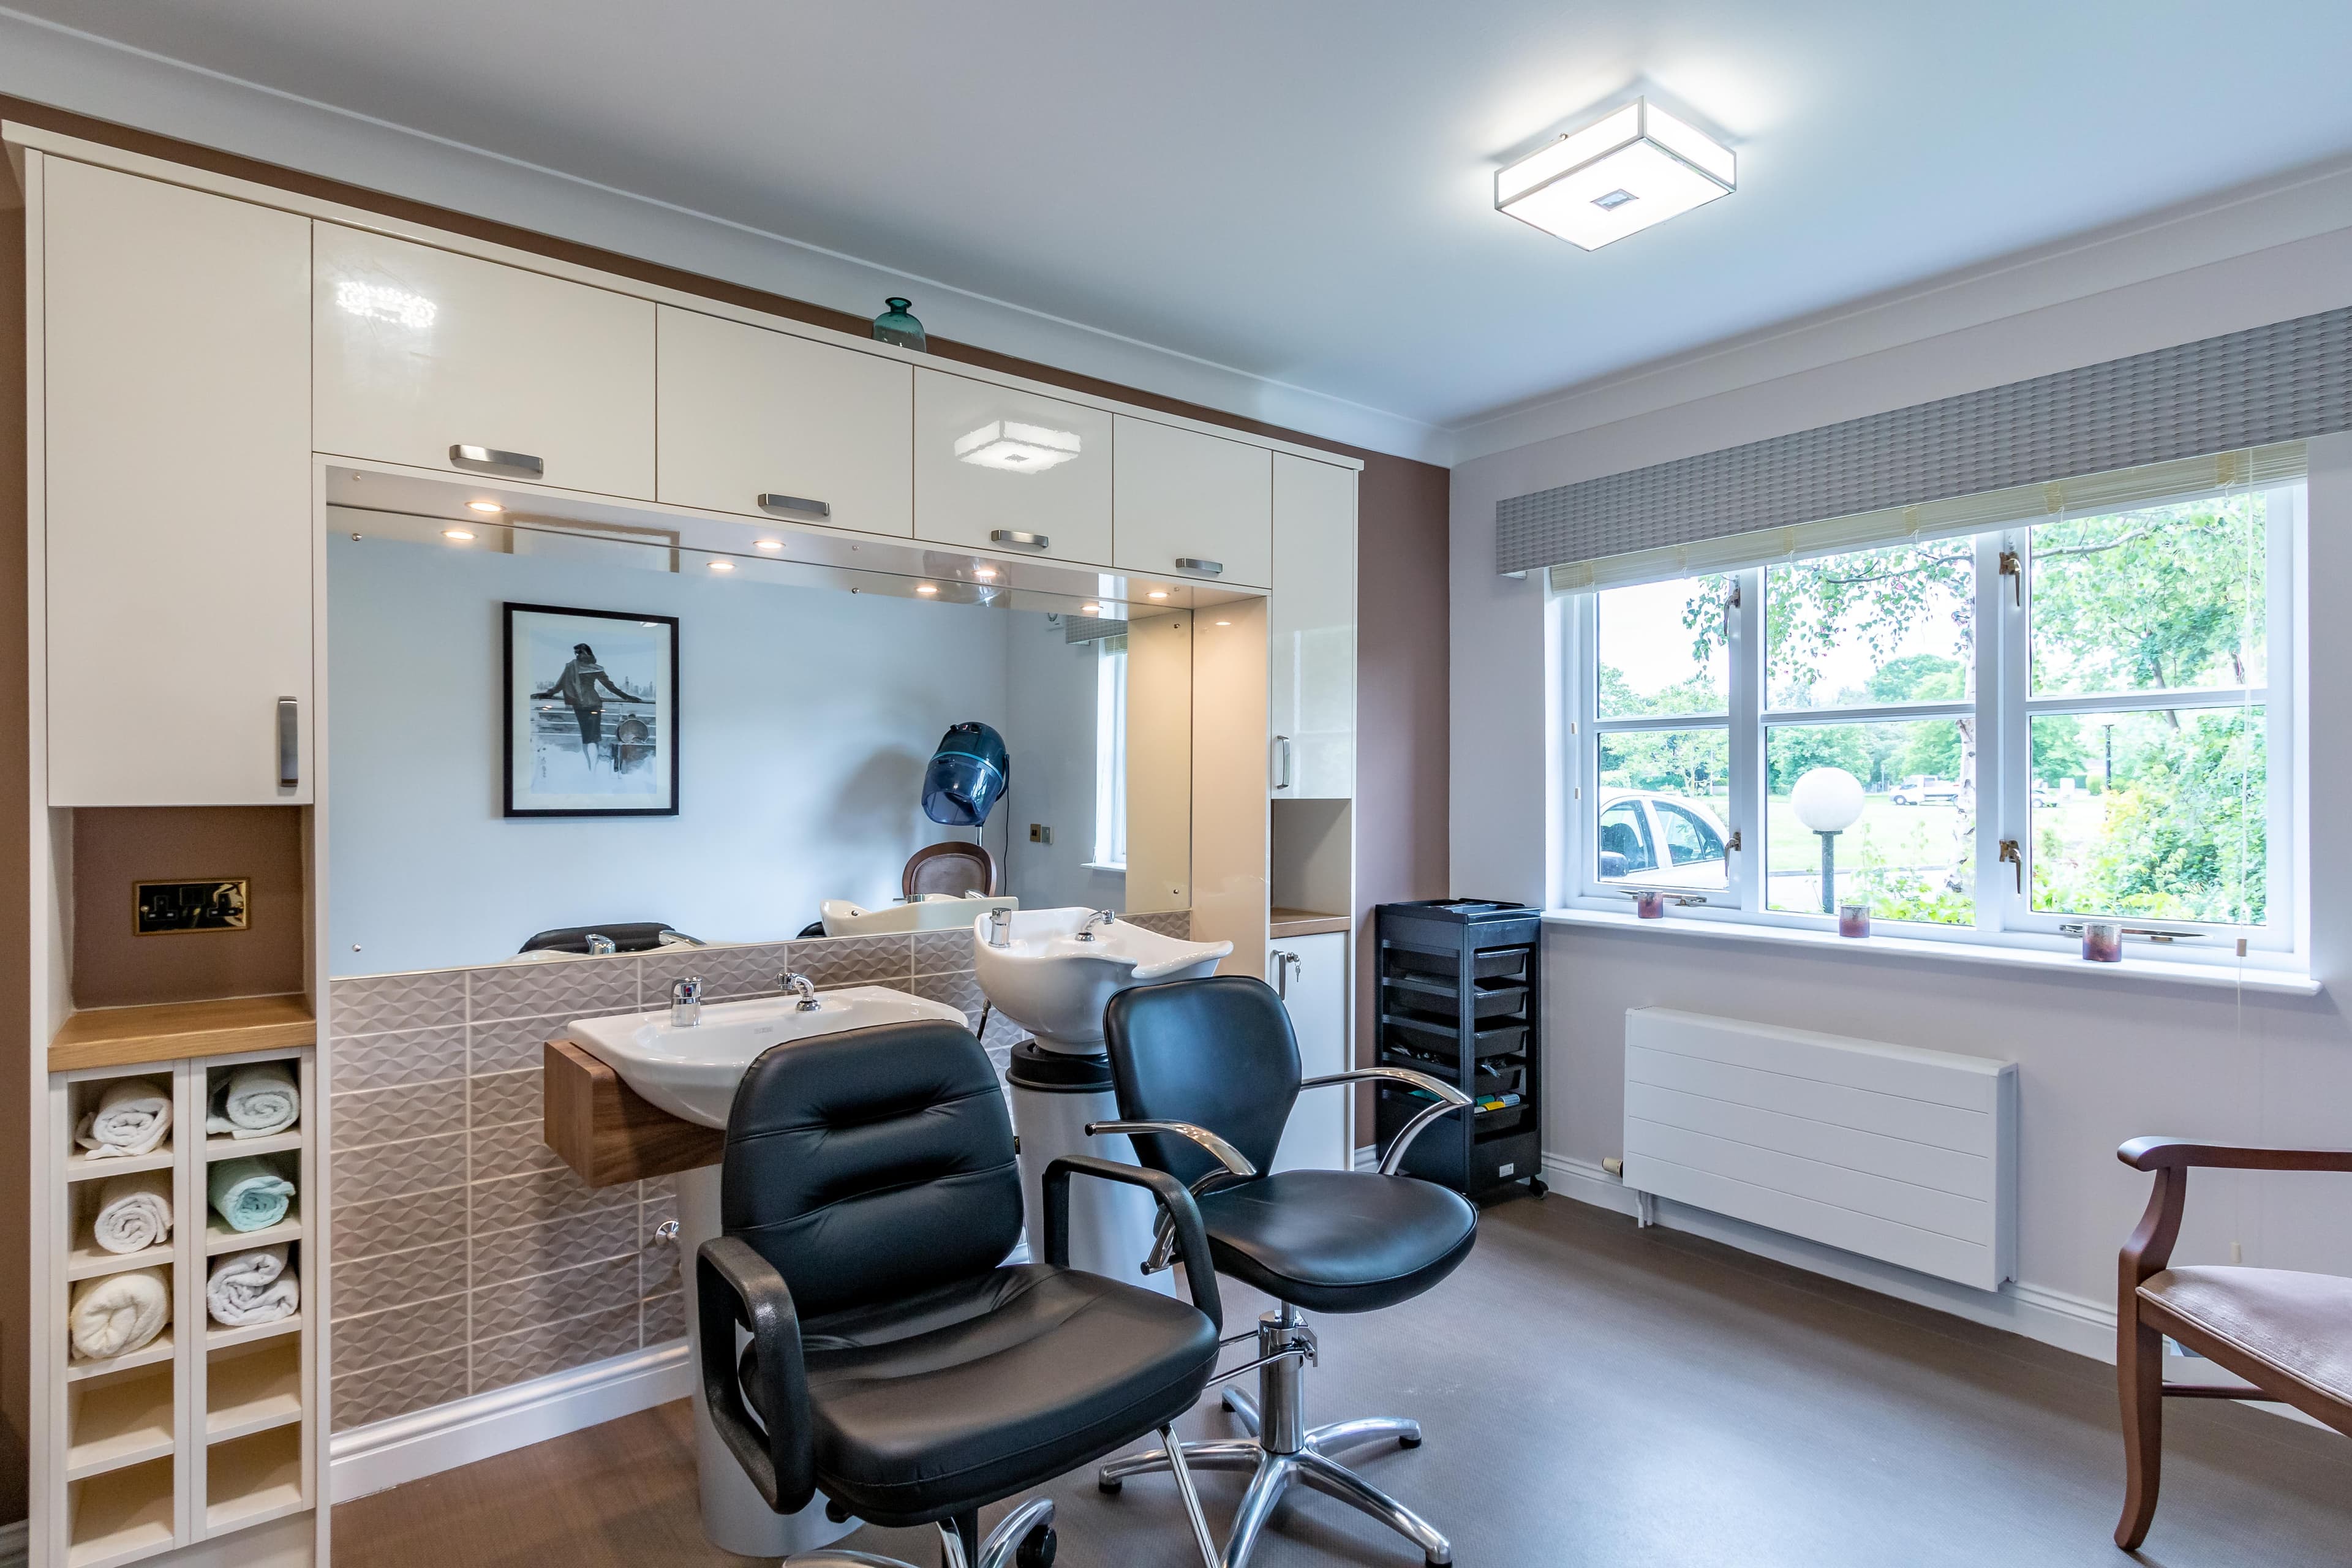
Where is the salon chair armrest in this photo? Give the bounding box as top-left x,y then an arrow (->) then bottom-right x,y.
1303,1067 -> 1474,1176
1045,1155 -> 1223,1332
696,1236 -> 816,1514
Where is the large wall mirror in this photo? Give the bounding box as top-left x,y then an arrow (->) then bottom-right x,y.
323,488 -> 1196,977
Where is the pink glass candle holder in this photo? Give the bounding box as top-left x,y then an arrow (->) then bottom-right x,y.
1838,903 -> 1871,939
2082,920 -> 2124,963
1633,889 -> 1667,919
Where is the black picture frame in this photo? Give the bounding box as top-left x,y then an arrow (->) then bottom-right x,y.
502,602 -> 680,818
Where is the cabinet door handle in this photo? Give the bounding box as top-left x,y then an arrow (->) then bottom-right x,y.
449,444 -> 545,480
990,529 -> 1050,551
758,493 -> 831,521
1176,557 -> 1223,576
1273,735 -> 1294,791
277,698 -> 300,790
1272,949 -> 1300,1000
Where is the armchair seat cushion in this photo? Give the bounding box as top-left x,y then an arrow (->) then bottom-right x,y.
1197,1170 -> 1477,1314
742,1264 -> 1216,1525
2139,1265 -> 2352,1405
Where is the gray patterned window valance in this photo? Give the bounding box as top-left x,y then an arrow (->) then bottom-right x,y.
1496,304 -> 2352,579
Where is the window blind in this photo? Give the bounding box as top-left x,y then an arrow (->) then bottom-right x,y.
1547,441 -> 2305,592
1501,302 -> 2352,581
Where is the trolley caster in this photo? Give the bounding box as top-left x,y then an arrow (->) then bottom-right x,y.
1016,1522 -> 1058,1567
1528,1177 -> 1549,1199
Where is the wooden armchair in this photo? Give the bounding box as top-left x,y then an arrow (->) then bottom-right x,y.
2114,1137 -> 2352,1550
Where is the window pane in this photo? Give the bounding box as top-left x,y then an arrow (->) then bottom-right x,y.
2031,492 -> 2267,698
1766,721 -> 1975,924
1766,541 -> 1975,710
2030,708 -> 2266,925
1596,729 -> 1729,888
1596,575 -> 1730,718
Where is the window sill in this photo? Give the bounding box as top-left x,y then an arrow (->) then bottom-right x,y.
1080,862 -> 1128,875
1542,907 -> 2322,996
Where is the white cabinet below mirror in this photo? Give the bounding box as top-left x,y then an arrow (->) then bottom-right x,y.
1112,416 -> 1272,589
913,369 -> 1114,567
1269,932 -> 1351,1172
312,223 -> 657,499
1269,453 -> 1357,800
655,306 -> 913,537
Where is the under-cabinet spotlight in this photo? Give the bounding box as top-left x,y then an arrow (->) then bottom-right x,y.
708,559 -> 735,573
1214,619 -> 1232,627
1496,97 -> 1735,250
755,539 -> 784,552
441,528 -> 474,541
916,583 -> 939,595
974,565 -> 997,580
466,500 -> 503,514
1147,590 -> 1169,600
1081,603 -> 1102,616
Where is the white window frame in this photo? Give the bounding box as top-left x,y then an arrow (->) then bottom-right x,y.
1556,483 -> 2307,973
1092,635 -> 1129,871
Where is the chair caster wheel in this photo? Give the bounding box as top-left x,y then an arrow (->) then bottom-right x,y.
1096,1476 -> 1123,1494
1528,1177 -> 1549,1198
1016,1523 -> 1057,1568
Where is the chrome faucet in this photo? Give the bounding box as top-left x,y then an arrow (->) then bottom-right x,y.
584,932 -> 617,956
986,907 -> 1014,948
669,976 -> 703,1027
1076,909 -> 1118,942
780,971 -> 821,1011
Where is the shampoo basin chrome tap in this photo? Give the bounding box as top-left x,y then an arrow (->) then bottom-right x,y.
971,906 -> 1232,1054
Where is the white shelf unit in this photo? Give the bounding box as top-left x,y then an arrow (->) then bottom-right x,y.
42,1049 -> 318,1568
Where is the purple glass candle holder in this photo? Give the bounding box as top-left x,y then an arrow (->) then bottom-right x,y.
1838,903 -> 1871,939
1633,889 -> 1667,919
2082,920 -> 2124,963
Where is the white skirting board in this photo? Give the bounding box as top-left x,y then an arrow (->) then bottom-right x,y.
330,1340 -> 692,1502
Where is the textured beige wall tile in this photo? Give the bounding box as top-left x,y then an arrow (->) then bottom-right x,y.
468,1068 -> 542,1129
469,956 -> 638,1022
470,1119 -> 570,1183
910,969 -> 986,1027
472,1303 -> 638,1395
472,1255 -> 640,1341
333,970 -> 467,1036
333,1346 -> 469,1431
335,1025 -> 467,1094
334,1131 -> 467,1205
470,1166 -> 636,1234
468,1012 -> 574,1076
910,930 -> 975,977
643,1291 -> 685,1346
337,1182 -> 469,1264
335,1239 -> 468,1319
642,941 -> 793,1001
787,933 -> 911,988
471,1205 -> 638,1290
336,1288 -> 468,1373
640,1195 -> 680,1295
335,1076 -> 467,1150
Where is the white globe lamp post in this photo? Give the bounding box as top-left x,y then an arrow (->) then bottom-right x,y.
1790,766 -> 1866,914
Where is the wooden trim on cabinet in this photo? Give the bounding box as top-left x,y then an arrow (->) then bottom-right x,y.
47,993 -> 314,1071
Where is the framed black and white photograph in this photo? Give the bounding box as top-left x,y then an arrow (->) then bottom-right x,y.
504,603 -> 679,817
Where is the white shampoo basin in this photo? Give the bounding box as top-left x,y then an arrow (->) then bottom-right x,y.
820,894 -> 1017,938
971,907 -> 1231,1053
568,986 -> 970,1128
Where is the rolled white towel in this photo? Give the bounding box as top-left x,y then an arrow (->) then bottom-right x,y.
207,1245 -> 299,1327
69,1267 -> 170,1360
91,1170 -> 173,1254
206,1061 -> 300,1139
75,1078 -> 172,1158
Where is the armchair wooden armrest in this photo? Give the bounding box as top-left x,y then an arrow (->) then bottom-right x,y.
2119,1136 -> 2352,1173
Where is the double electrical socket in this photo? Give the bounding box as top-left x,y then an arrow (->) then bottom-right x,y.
1028,823 -> 1053,844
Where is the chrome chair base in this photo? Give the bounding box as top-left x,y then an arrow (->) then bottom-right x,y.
1098,1308 -> 1451,1568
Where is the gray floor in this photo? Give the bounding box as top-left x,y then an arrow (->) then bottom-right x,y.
339,1194 -> 2351,1567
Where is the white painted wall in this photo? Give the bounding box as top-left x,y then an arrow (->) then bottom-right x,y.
326,535 -> 1009,974
1450,203 -> 2352,1345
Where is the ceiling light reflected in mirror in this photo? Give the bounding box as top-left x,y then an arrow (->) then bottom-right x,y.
954,420 -> 1083,472
333,279 -> 439,328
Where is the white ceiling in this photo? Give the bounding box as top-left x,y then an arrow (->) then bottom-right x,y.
16,0 -> 2352,450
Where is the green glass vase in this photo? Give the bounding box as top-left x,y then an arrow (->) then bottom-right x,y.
871,296 -> 926,352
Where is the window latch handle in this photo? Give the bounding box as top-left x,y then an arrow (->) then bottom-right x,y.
1999,548 -> 2022,606
1999,838 -> 2023,893
1726,830 -> 1742,853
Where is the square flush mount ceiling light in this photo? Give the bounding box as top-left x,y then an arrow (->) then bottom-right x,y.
1496,97 -> 1735,250
955,420 -> 1083,472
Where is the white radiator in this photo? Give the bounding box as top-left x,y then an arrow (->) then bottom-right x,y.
1622,1008 -> 2016,1291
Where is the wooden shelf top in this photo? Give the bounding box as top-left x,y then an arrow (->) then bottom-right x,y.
1270,908 -> 1352,939
50,993 -> 314,1073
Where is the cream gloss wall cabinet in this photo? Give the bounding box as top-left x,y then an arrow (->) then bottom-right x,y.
1268,933 -> 1351,1172
654,304 -> 914,537
39,156 -> 314,807
312,223 -> 657,499
1268,454 -> 1357,801
1110,415 -> 1273,589
911,368 -> 1115,566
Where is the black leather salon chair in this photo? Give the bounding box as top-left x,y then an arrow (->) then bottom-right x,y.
696,1019 -> 1228,1568
1093,976 -> 1479,1568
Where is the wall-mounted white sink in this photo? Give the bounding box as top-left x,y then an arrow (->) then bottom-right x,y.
568,986 -> 970,1127
973,907 -> 1231,1053
820,894 -> 1017,938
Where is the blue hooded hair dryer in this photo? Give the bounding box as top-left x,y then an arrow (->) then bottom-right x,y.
922,722 -> 1011,826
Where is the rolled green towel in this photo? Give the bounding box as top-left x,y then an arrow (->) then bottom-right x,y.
208,1156 -> 294,1233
